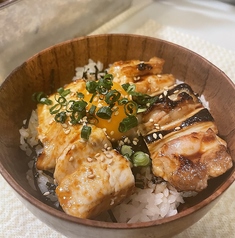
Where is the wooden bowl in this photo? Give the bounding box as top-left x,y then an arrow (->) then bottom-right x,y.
0,34 -> 235,238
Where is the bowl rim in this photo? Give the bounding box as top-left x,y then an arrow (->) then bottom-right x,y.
1,33 -> 235,229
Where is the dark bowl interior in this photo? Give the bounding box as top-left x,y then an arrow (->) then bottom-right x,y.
0,34 -> 235,238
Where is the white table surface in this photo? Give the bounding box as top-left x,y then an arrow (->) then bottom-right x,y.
1,0 -> 235,237
107,0 -> 235,52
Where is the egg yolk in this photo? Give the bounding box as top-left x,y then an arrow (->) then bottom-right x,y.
82,82 -> 131,140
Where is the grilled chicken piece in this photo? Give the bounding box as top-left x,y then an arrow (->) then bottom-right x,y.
141,83 -> 233,192
134,74 -> 176,96
54,125 -> 112,184
36,77 -> 134,219
138,83 -> 204,136
109,57 -> 165,85
56,149 -> 135,219
36,80 -> 88,170
148,126 -> 232,192
109,57 -> 176,96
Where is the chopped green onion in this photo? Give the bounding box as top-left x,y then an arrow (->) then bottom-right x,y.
61,89 -> 71,97
70,100 -> 87,112
97,75 -> 113,91
103,73 -> 113,81
122,83 -> 135,93
132,94 -> 158,106
118,98 -> 129,105
124,101 -> 137,116
121,83 -> 131,91
88,105 -> 97,115
32,92 -> 52,105
132,151 -> 150,167
39,97 -> 53,105
57,87 -> 64,94
86,81 -> 98,93
97,86 -> 108,95
54,111 -> 67,123
89,92 -> 97,103
70,111 -> 85,124
118,115 -> 138,133
56,96 -> 67,105
66,100 -> 75,112
105,90 -> 121,105
49,104 -> 62,114
57,87 -> 70,97
96,106 -> 112,119
81,125 -> 92,140
120,145 -> 133,158
77,92 -> 84,99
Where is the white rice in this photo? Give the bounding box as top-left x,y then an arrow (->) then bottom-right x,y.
112,168 -> 185,223
19,59 -> 193,223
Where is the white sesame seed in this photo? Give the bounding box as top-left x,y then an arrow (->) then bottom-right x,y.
106,153 -> 113,159
107,146 -> 112,151
149,118 -> 154,122
87,174 -> 95,179
71,144 -> 76,150
69,156 -> 74,162
154,123 -> 160,130
104,143 -> 108,149
110,199 -> 115,205
62,123 -> 68,128
63,128 -> 71,134
157,74 -> 162,78
118,141 -> 124,147
95,153 -> 100,157
43,191 -> 50,196
133,141 -> 138,145
175,126 -> 181,130
93,97 -> 98,102
159,95 -> 163,99
87,157 -> 93,162
163,91 -> 168,96
153,133 -> 157,139
49,119 -> 54,125
174,90 -> 179,94
114,111 -> 119,116
110,131 -> 114,136
159,134 -> 163,139
124,137 -> 129,143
